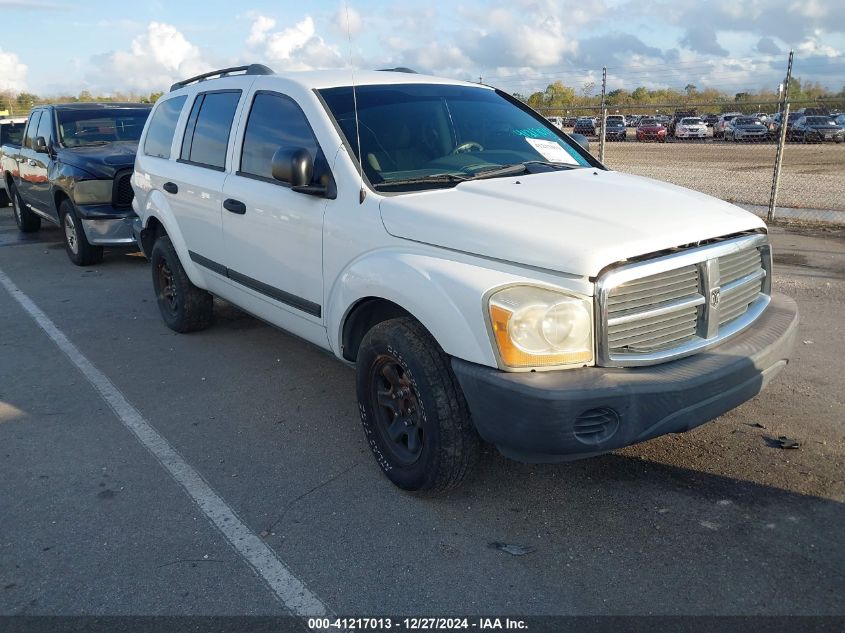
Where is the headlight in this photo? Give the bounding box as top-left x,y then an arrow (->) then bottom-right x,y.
487,286 -> 593,369
74,180 -> 113,205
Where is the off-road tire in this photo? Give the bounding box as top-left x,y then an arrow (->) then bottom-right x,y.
60,198 -> 103,266
150,235 -> 213,333
356,317 -> 480,494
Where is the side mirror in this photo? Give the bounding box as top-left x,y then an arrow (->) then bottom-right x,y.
570,133 -> 590,154
34,136 -> 48,153
272,147 -> 313,188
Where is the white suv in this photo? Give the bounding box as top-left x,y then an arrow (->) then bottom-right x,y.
132,65 -> 798,492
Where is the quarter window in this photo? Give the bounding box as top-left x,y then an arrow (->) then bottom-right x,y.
144,96 -> 187,159
240,92 -> 320,182
180,91 -> 241,170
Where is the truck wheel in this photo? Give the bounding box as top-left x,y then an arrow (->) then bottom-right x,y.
356,317 -> 480,493
59,199 -> 103,266
150,235 -> 213,333
10,183 -> 41,233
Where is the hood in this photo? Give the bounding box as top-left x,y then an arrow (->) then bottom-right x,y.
56,141 -> 138,178
379,169 -> 765,278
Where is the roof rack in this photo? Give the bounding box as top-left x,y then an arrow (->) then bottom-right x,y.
169,63 -> 275,92
376,67 -> 418,74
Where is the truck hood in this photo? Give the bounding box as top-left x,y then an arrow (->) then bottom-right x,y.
57,141 -> 138,178
379,169 -> 765,278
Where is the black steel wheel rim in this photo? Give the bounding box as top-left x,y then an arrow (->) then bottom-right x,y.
157,259 -> 178,316
369,354 -> 424,465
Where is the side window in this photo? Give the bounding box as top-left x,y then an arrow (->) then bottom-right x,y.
179,90 -> 241,170
239,92 -> 320,182
23,111 -> 42,149
35,110 -> 54,144
143,96 -> 187,159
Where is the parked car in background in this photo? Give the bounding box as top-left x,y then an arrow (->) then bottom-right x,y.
714,112 -> 742,139
788,116 -> 845,143
626,115 -> 640,127
131,64 -> 797,493
563,116 -> 577,127
674,117 -> 708,140
668,110 -> 696,137
2,103 -> 151,265
0,116 -> 27,207
604,118 -> 627,141
606,114 -> 626,127
702,114 -> 719,127
635,118 -> 667,142
546,116 -> 564,129
725,116 -> 769,142
573,116 -> 597,136
835,114 -> 845,127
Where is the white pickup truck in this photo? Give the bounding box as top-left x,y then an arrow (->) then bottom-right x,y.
131,65 -> 798,493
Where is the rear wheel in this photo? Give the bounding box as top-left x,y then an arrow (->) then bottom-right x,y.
10,182 -> 41,233
60,199 -> 103,266
356,317 -> 480,493
150,235 -> 213,333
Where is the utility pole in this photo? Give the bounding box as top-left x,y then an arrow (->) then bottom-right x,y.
599,66 -> 607,162
768,50 -> 793,222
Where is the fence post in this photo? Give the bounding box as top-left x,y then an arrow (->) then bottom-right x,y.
599,66 -> 607,163
768,50 -> 793,222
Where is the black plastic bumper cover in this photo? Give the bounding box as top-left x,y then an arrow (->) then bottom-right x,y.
451,294 -> 799,462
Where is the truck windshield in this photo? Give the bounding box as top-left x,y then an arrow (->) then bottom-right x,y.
319,83 -> 592,190
57,108 -> 151,147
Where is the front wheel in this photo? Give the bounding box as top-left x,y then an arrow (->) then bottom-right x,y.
60,199 -> 103,266
356,317 -> 480,493
150,235 -> 213,333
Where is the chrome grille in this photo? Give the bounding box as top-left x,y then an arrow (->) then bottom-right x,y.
607,266 -> 701,353
596,234 -> 771,367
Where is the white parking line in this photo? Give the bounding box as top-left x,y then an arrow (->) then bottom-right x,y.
0,267 -> 329,616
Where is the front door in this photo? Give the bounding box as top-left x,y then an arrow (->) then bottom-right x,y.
221,90 -> 327,325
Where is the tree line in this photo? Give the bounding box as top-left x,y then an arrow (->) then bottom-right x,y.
1,90 -> 165,115
515,77 -> 845,114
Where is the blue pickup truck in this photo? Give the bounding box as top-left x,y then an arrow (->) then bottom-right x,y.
0,103 -> 151,265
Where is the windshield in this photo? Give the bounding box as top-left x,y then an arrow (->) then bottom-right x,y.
640,119 -> 658,125
735,117 -> 759,125
806,116 -> 833,125
681,118 -> 703,124
57,108 -> 151,147
1,121 -> 26,146
319,84 -> 592,190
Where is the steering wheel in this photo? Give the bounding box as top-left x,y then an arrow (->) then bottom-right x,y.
452,141 -> 484,154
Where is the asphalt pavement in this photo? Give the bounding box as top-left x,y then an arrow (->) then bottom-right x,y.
0,209 -> 843,616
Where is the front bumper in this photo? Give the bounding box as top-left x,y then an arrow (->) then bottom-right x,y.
452,294 -> 798,463
77,204 -> 137,246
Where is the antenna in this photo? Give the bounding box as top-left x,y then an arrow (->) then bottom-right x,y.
344,2 -> 366,204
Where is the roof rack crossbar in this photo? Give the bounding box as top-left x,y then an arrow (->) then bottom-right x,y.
170,63 -> 275,92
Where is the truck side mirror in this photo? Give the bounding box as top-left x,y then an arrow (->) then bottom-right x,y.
570,133 -> 590,154
271,147 -> 313,188
34,136 -> 48,153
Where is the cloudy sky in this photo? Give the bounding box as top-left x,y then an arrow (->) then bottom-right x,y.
1,0 -> 843,97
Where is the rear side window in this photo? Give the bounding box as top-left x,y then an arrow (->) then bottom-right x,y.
239,92 -> 319,181
144,96 -> 186,159
1,122 -> 26,146
23,111 -> 42,149
180,91 -> 241,170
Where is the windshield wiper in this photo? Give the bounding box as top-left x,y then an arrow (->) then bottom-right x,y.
373,173 -> 469,189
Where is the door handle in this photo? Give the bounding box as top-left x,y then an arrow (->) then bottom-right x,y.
223,198 -> 246,215
163,182 -> 178,194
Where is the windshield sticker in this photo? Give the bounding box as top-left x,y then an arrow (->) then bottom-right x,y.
513,126 -> 556,139
524,138 -> 578,165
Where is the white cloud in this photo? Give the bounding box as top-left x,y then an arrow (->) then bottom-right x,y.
87,22 -> 211,93
247,15 -> 276,46
260,16 -> 344,71
334,6 -> 362,37
797,32 -> 841,57
0,47 -> 27,92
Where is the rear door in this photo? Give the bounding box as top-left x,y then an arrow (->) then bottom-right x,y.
27,109 -> 56,216
164,89 -> 243,265
220,90 -> 328,324
16,110 -> 43,207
